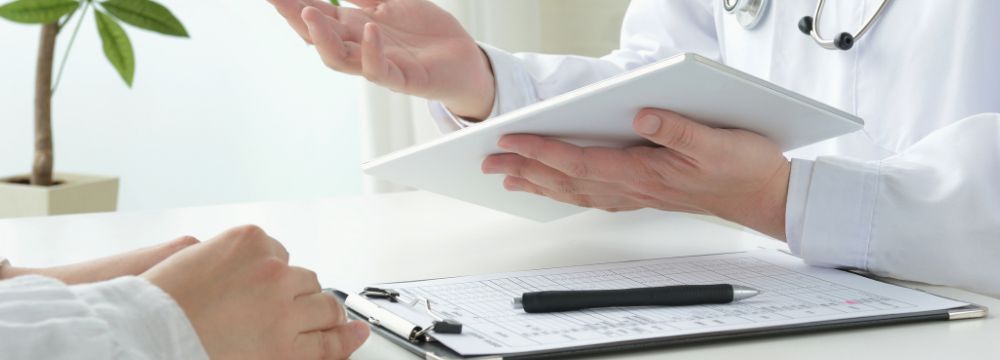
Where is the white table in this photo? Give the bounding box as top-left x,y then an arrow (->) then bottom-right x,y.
1,191 -> 996,359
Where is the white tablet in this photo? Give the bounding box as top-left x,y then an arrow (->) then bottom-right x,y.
363,53 -> 864,221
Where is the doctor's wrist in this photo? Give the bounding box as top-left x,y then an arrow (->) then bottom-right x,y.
441,47 -> 496,121
720,160 -> 791,241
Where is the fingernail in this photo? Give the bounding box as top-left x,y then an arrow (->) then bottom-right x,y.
636,114 -> 662,135
351,321 -> 370,342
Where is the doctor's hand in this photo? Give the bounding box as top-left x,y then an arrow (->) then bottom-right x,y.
142,225 -> 369,360
483,109 -> 791,240
267,0 -> 495,119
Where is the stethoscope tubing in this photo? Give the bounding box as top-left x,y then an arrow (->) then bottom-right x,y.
726,0 -> 893,51
808,0 -> 893,50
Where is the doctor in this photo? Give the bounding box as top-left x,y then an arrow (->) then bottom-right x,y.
267,0 -> 1000,296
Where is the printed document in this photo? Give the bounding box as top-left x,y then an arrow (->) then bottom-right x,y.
370,250 -> 967,356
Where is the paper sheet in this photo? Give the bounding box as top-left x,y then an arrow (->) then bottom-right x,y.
367,250 -> 967,356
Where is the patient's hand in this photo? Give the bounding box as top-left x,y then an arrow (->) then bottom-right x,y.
141,225 -> 369,360
267,0 -> 496,119
0,236 -> 199,284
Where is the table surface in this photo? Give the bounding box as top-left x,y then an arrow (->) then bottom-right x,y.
1,191 -> 997,359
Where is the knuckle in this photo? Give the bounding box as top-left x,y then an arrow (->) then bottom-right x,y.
628,189 -> 659,202
327,297 -> 347,324
525,185 -> 544,197
321,57 -> 344,72
570,194 -> 593,208
666,121 -> 696,149
554,178 -> 579,194
318,331 -> 331,359
231,224 -> 266,239
510,157 -> 529,178
299,267 -> 320,286
631,181 -> 667,200
627,151 -> 667,183
258,257 -> 289,280
322,331 -> 345,360
502,176 -> 522,191
567,162 -> 590,178
361,70 -> 379,83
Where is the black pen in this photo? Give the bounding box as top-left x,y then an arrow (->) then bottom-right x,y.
512,284 -> 761,313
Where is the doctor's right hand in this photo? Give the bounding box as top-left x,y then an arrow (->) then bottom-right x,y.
141,225 -> 369,360
267,0 -> 496,120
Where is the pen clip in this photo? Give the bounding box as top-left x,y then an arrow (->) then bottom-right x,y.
360,286 -> 401,302
357,287 -> 464,339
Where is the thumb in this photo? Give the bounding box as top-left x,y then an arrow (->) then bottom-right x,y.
323,321 -> 370,359
632,109 -> 715,156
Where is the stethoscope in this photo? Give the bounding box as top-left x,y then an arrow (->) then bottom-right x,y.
723,0 -> 892,51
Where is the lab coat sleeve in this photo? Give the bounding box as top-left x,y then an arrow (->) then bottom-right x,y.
430,0 -> 720,131
787,113 -> 1000,297
0,275 -> 209,360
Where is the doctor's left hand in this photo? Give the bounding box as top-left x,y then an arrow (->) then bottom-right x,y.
482,108 -> 791,240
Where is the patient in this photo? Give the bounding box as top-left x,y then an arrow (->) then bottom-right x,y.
0,225 -> 368,359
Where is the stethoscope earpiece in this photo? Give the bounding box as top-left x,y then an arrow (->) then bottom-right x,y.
797,16 -> 813,35
798,16 -> 851,50
834,32 -> 854,50
794,0 -> 892,51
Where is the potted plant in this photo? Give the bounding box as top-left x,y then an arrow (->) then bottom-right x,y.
0,0 -> 187,218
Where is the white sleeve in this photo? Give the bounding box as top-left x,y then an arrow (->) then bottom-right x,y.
430,0 -> 720,132
0,275 -> 209,360
787,113 -> 1000,297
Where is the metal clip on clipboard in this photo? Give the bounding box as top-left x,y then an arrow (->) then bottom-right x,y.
343,287 -> 462,344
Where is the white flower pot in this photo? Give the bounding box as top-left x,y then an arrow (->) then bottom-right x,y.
0,173 -> 119,219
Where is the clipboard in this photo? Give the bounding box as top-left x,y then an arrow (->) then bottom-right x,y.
329,251 -> 988,359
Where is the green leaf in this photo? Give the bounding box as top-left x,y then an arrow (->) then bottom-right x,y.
329,0 -> 339,5
99,0 -> 187,37
0,0 -> 79,24
95,9 -> 134,86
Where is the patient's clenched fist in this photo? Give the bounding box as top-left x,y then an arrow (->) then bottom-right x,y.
141,225 -> 369,359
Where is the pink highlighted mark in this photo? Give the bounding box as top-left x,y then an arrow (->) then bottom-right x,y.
845,300 -> 860,305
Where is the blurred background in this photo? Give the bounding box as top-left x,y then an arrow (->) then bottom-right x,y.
0,0 -> 628,213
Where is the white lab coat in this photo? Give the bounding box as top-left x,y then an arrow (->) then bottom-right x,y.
0,271 -> 208,359
431,0 -> 1000,297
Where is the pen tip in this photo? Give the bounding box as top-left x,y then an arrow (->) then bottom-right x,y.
512,297 -> 524,310
732,285 -> 761,301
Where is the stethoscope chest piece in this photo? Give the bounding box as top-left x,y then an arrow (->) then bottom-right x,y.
724,0 -> 769,30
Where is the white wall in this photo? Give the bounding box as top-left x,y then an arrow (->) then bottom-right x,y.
0,1 -> 364,211
539,0 -> 630,56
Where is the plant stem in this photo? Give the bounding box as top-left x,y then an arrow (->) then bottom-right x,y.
32,23 -> 58,186
52,0 -> 90,94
